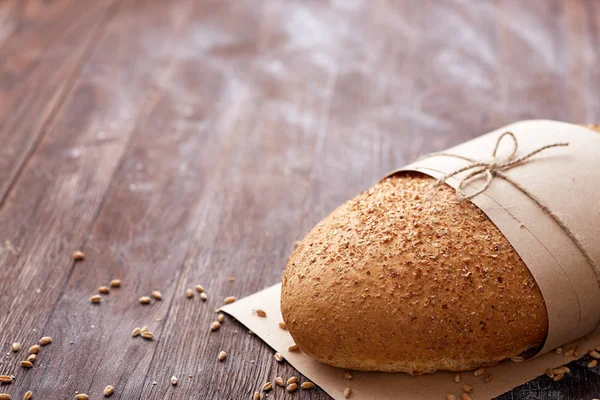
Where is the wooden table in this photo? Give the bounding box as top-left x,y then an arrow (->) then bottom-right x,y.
0,1 -> 599,399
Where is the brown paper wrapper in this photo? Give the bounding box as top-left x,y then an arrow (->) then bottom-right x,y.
223,120 -> 600,399
385,119 -> 600,354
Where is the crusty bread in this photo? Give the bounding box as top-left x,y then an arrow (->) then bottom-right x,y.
281,125 -> 600,375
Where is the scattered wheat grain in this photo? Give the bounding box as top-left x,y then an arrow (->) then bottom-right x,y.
90,295 -> 102,304
109,279 -> 121,288
141,332 -> 154,340
286,383 -> 298,392
39,337 -> 52,346
103,385 -> 114,396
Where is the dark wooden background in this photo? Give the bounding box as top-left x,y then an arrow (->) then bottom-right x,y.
0,1 -> 599,399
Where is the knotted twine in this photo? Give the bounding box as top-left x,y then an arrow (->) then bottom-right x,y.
421,131 -> 599,275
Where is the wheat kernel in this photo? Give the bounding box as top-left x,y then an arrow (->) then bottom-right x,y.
21,361 -> 33,368
210,321 -> 221,331
132,327 -> 141,337
200,292 -> 208,301
454,374 -> 461,383
0,376 -> 12,383
185,289 -> 194,298
171,376 -> 178,386
0,395 -> 9,400
344,387 -> 352,398
278,322 -> 287,330
98,286 -> 110,294
589,350 -> 600,359
473,367 -> 485,377
273,353 -> 284,362
461,384 -> 473,394
286,383 -> 298,392
445,395 -> 457,400
588,359 -> 598,368
152,291 -> 162,301
274,377 -> 284,387
460,394 -> 472,400
139,296 -> 151,304
287,377 -> 298,385
39,337 -> 52,346
109,279 -> 121,288
29,345 -> 40,354
301,382 -> 315,389
103,385 -> 114,396
27,354 -> 36,362
253,392 -> 260,400
218,351 -> 227,361
90,295 -> 102,304
73,251 -> 85,261
217,314 -> 225,323
141,331 -> 154,340
24,391 -> 32,400
224,296 -> 236,304
11,343 -> 20,352
195,285 -> 205,293
75,395 -> 89,400
262,382 -> 272,391
344,371 -> 353,380
255,309 -> 266,317
288,344 -> 300,352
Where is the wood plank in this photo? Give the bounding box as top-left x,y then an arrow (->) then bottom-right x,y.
0,0 -> 20,47
0,0 -> 194,398
1,0 -> 599,399
0,0 -> 113,205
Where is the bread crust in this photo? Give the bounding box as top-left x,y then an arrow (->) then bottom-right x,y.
281,172 -> 548,374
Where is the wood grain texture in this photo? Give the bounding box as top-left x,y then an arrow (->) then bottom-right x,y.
0,0 -> 599,399
0,0 -> 115,205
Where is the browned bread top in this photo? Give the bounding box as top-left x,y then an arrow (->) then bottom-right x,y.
282,172 -> 548,374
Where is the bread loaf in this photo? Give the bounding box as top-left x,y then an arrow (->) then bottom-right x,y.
281,125 -> 600,375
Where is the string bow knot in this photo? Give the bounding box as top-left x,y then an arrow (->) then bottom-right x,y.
429,131 -> 569,200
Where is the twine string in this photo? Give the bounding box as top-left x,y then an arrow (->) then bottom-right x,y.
421,131 -> 598,275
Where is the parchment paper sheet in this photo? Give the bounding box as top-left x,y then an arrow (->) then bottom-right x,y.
223,284 -> 598,400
